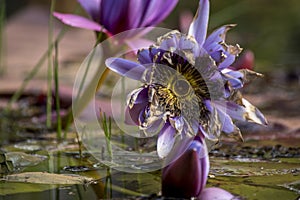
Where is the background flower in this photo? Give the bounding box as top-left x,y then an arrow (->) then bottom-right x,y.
54,0 -> 178,42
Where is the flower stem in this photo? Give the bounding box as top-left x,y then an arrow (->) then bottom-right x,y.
53,41 -> 62,140
46,0 -> 56,128
63,32 -> 109,131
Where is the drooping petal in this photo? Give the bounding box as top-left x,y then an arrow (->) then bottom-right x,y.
157,122 -> 176,158
215,100 -> 268,126
77,0 -> 101,22
241,98 -> 268,125
105,58 -> 146,80
53,12 -> 103,32
188,0 -> 210,46
198,187 -> 234,200
162,137 -> 209,198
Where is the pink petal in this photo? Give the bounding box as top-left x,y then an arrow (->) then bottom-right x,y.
53,12 -> 104,32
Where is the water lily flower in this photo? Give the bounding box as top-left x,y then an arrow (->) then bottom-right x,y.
105,0 -> 267,158
53,0 -> 178,42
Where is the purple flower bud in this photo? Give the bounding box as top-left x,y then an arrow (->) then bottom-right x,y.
162,136 -> 209,198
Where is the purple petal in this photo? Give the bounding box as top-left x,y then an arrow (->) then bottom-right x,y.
204,25 -> 233,49
77,0 -> 101,22
203,25 -> 242,70
157,123 -> 176,158
218,52 -> 236,70
162,138 -> 209,198
215,100 -> 268,126
100,1 -> 130,34
198,187 -> 234,200
143,118 -> 164,136
105,58 -> 146,80
222,68 -> 244,89
212,102 -> 243,140
125,103 -> 147,126
53,12 -> 103,32
138,0 -> 179,27
188,0 -> 209,46
137,47 -> 163,64
137,49 -> 153,64
125,87 -> 149,125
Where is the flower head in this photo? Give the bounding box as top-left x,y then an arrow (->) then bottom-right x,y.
106,0 -> 267,158
53,0 -> 178,40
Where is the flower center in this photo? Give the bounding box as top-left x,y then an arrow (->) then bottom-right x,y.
172,78 -> 190,97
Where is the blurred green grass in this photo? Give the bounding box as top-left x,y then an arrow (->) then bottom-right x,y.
166,0 -> 300,72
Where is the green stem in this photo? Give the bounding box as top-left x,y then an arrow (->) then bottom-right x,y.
63,32 -> 107,131
46,0 -> 56,128
53,41 -> 62,140
104,168 -> 112,199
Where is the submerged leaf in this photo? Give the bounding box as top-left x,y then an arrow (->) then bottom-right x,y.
2,172 -> 94,185
6,152 -> 47,167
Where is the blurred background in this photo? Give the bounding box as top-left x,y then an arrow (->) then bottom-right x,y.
3,0 -> 300,74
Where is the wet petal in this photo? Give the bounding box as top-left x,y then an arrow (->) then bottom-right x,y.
53,12 -> 103,32
77,0 -> 101,22
198,187 -> 234,200
105,58 -> 146,80
157,123 -> 176,158
188,0 -> 209,46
